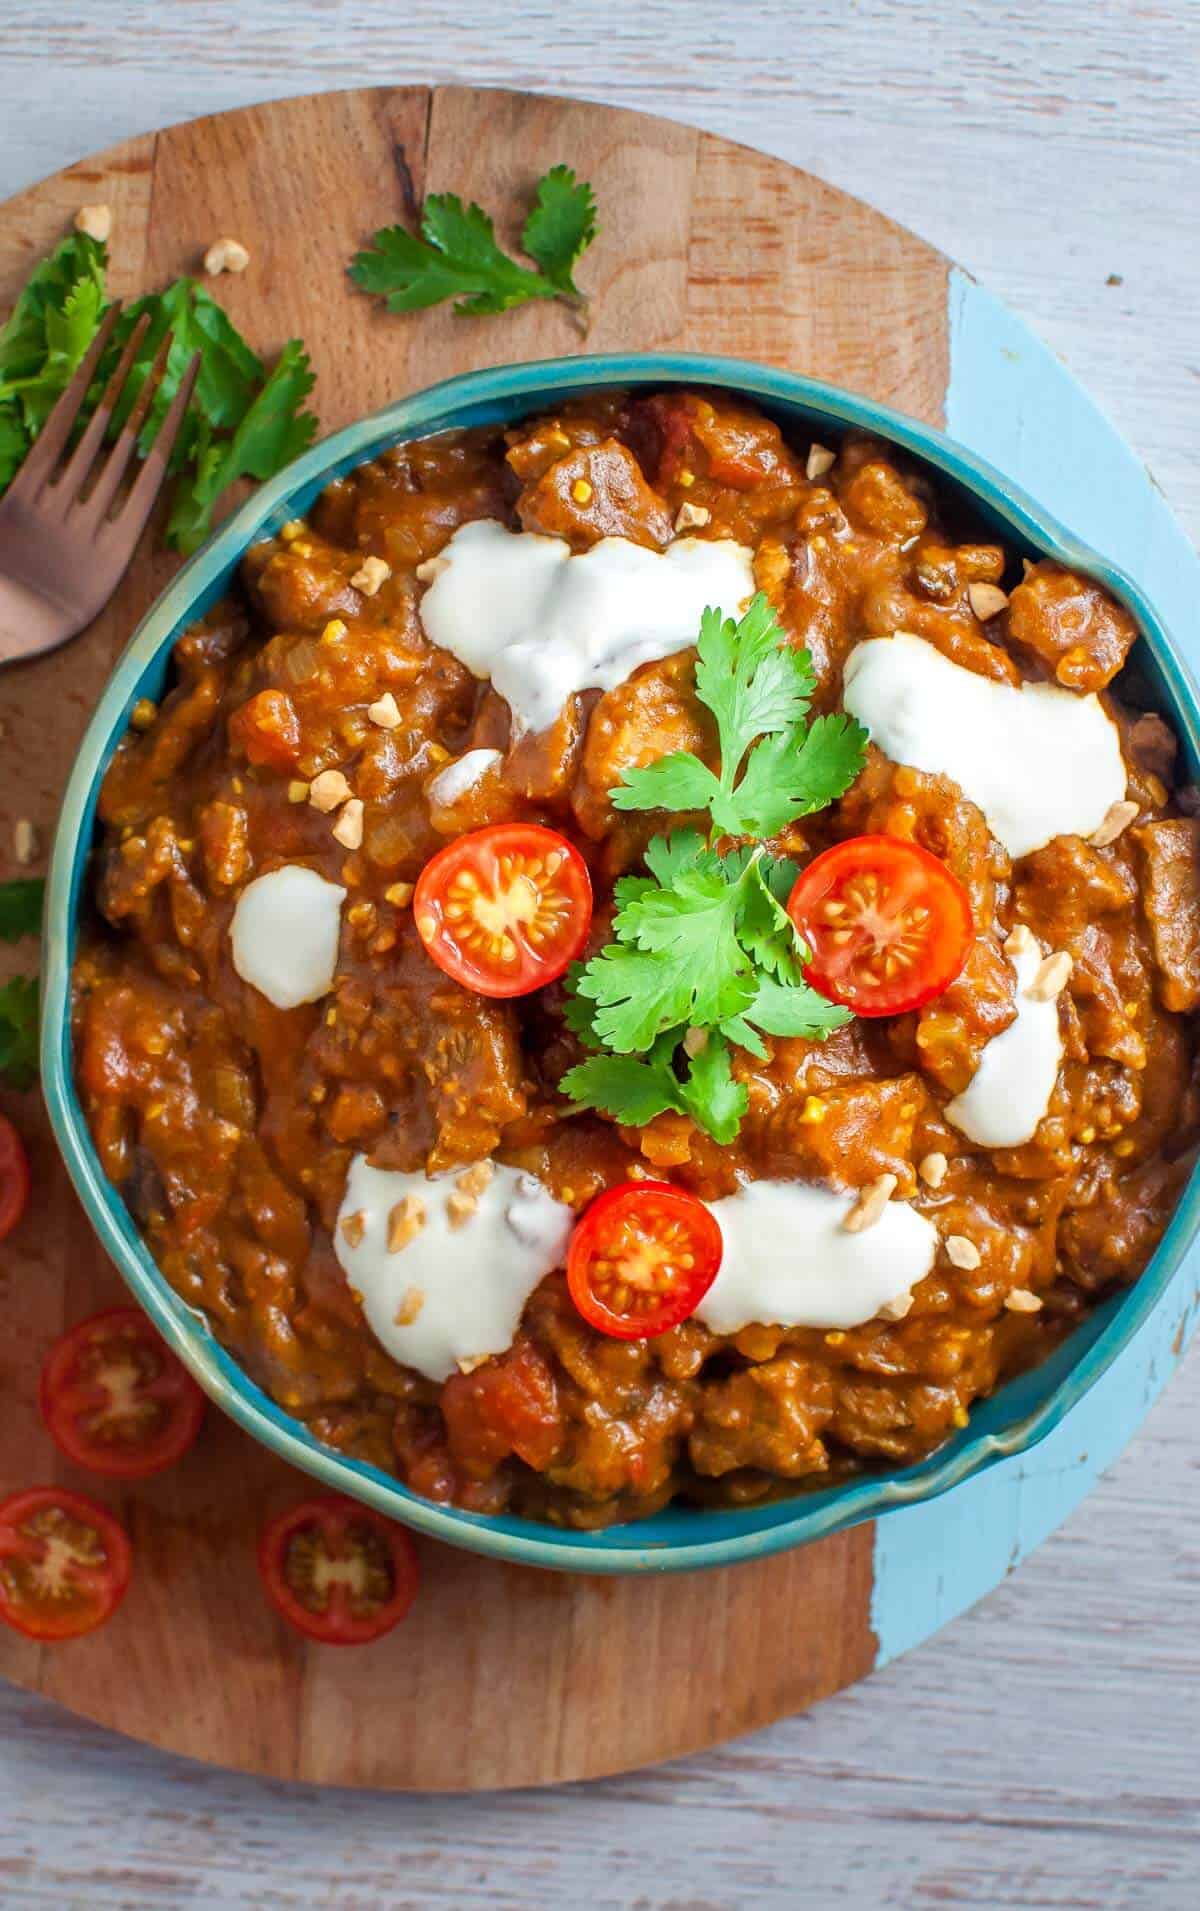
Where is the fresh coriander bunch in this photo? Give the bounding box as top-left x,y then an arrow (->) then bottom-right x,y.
0,233 -> 318,554
561,595 -> 867,1143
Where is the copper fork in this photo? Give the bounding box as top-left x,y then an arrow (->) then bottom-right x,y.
0,302 -> 201,666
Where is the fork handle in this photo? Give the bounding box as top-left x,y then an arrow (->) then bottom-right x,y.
0,573 -> 76,666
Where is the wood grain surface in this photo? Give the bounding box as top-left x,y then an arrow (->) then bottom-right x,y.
1,2 -> 1198,1902
0,81 -> 948,1790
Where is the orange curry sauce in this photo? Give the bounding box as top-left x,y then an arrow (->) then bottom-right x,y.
73,391 -> 1200,1526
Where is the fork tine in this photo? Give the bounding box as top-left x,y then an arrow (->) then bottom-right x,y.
8,301 -> 124,494
77,330 -> 174,524
108,351 -> 202,539
54,311 -> 154,507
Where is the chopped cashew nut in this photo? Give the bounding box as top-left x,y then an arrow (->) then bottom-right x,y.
918,1151 -> 948,1189
675,501 -> 711,532
806,444 -> 836,481
332,798 -> 364,850
351,555 -> 391,596
456,1160 -> 496,1199
842,1173 -> 898,1234
415,555 -> 449,585
945,1234 -> 982,1270
1005,1288 -> 1043,1313
367,692 -> 401,730
287,780 -> 310,804
13,819 -> 40,865
203,237 -> 251,276
967,582 -> 1009,621
445,1191 -> 477,1230
309,770 -> 352,813
339,1211 -> 367,1248
877,1292 -> 914,1322
394,1286 -> 425,1325
74,204 -> 112,242
683,1027 -> 709,1057
1027,951 -> 1073,1001
387,1195 -> 425,1253
457,1353 -> 492,1375
1004,923 -> 1037,959
1089,799 -> 1140,847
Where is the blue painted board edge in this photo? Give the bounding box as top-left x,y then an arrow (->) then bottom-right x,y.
869,271 -> 1200,1663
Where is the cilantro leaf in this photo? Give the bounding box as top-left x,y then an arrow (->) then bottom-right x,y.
722,712 -> 870,838
728,975 -> 850,1045
560,1031 -> 683,1129
0,975 -> 38,1090
0,407 -> 24,487
694,596 -> 815,779
561,1027 -> 746,1145
676,1030 -> 748,1144
350,167 -> 598,321
612,594 -> 863,839
611,750 -> 721,817
733,855 -> 807,983
643,829 -> 709,886
165,339 -> 317,554
0,233 -> 107,434
0,878 -> 44,943
521,166 -> 598,297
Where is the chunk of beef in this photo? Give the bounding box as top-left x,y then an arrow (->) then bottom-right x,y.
1006,561 -> 1138,691
516,439 -> 673,550
241,537 -> 363,634
573,652 -> 714,839
688,1358 -> 833,1480
1133,818 -> 1200,1010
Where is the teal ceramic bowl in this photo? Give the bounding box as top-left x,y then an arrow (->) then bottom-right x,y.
42,353 -> 1200,1574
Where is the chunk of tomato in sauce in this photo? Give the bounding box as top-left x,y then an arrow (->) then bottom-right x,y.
440,1341 -> 562,1477
228,688 -> 301,772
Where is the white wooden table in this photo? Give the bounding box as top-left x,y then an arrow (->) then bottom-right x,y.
2,3 -> 1198,1903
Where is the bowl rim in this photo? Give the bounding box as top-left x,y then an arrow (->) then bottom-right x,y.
40,349 -> 1200,1574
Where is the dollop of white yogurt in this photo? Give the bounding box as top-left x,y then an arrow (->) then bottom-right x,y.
334,1157 -> 573,1383
419,518 -> 755,735
427,747 -> 503,806
945,938 -> 1063,1148
229,864 -> 345,1010
696,1179 -> 938,1334
842,631 -> 1126,858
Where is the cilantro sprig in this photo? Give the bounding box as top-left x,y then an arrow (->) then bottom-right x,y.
0,233 -> 318,554
350,166 -> 598,320
561,596 -> 867,1142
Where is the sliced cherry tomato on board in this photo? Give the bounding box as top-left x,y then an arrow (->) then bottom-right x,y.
0,1115 -> 30,1242
39,1307 -> 206,1480
413,823 -> 593,998
567,1180 -> 723,1341
0,1487 -> 131,1641
258,1494 -> 420,1646
786,834 -> 973,1018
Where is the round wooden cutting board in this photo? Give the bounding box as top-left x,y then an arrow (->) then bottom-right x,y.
1,86 -> 1197,1792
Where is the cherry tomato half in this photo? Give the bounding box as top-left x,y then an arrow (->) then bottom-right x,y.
567,1181 -> 723,1340
786,834 -> 973,1018
258,1495 -> 420,1646
0,1115 -> 30,1242
414,823 -> 593,998
0,1487 -> 132,1641
40,1307 -> 206,1480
